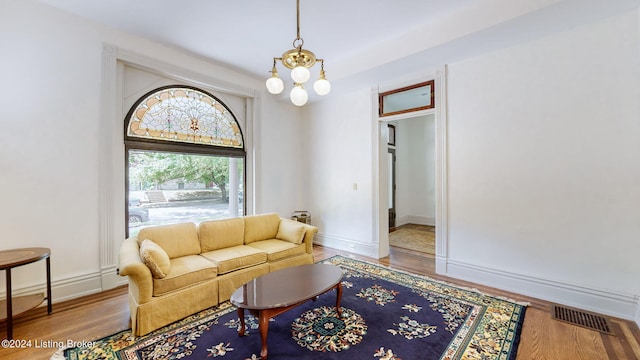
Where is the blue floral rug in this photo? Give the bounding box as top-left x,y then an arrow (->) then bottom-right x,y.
63,256 -> 526,360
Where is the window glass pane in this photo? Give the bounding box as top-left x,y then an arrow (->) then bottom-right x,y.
382,84 -> 432,113
127,150 -> 244,236
127,87 -> 243,148
379,80 -> 435,117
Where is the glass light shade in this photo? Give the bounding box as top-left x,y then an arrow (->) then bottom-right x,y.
290,85 -> 308,106
313,78 -> 331,95
290,66 -> 311,83
265,76 -> 284,94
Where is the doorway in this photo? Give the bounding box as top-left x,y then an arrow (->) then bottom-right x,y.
385,115 -> 436,255
375,68 -> 447,268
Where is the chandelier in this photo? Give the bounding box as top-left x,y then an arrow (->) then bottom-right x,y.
265,0 -> 330,106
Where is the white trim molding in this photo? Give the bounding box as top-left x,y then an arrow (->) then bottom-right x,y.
434,66 -> 449,274
0,272 -> 104,306
635,298 -> 640,327
315,233 -> 380,260
445,258 -> 638,321
99,43 -> 121,291
396,216 -> 435,227
371,87 -> 387,259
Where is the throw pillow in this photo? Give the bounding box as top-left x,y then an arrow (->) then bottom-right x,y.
139,239 -> 171,279
276,219 -> 307,244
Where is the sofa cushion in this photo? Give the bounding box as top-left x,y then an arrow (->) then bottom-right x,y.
248,239 -> 307,262
199,217 -> 245,251
243,213 -> 281,244
137,222 -> 201,259
276,219 -> 307,244
200,246 -> 267,274
152,255 -> 218,297
139,239 -> 171,279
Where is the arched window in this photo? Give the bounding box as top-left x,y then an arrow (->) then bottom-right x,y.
124,85 -> 245,236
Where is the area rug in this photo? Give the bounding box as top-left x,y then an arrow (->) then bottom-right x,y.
389,227 -> 435,254
60,255 -> 526,360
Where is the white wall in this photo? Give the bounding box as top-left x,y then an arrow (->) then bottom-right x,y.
0,0 -> 104,296
305,6 -> 640,323
0,0 -> 306,302
255,98 -> 307,216
394,115 -> 436,226
445,9 -> 640,319
305,89 -> 378,257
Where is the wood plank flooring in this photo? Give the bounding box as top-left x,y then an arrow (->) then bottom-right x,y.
389,224 -> 436,254
1,245 -> 638,360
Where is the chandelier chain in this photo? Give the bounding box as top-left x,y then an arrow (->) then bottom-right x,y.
293,0 -> 303,49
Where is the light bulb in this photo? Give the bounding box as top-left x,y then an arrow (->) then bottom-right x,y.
266,76 -> 284,94
291,66 -> 311,84
314,78 -> 331,96
290,84 -> 308,106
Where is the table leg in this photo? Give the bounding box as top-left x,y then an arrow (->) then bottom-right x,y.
6,268 -> 12,340
335,282 -> 343,318
259,311 -> 270,359
46,257 -> 52,314
237,308 -> 246,336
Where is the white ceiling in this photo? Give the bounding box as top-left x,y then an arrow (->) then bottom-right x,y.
40,0 -> 640,92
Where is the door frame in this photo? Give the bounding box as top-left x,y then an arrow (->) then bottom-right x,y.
373,66 -> 448,274
388,147 -> 396,229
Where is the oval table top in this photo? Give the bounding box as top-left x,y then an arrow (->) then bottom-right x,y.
0,247 -> 51,270
230,264 -> 343,310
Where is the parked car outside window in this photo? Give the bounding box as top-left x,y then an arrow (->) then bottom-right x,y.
128,198 -> 149,223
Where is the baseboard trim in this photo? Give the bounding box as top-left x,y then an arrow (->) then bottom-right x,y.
315,233 -> 380,259
435,255 -> 448,274
0,271 -> 112,305
445,258 -> 637,321
635,299 -> 640,328
396,216 -> 435,227
101,265 -> 124,290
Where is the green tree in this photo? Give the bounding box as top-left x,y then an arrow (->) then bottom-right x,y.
174,155 -> 230,200
129,151 -> 242,202
129,152 -> 178,190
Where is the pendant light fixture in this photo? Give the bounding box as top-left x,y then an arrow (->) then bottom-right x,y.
265,0 -> 331,106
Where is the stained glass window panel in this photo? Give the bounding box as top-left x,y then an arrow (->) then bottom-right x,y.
127,87 -> 243,148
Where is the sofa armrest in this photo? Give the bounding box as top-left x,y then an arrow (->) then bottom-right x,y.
119,237 -> 153,304
302,224 -> 318,254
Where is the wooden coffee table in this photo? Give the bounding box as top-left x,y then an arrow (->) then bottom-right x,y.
230,264 -> 343,359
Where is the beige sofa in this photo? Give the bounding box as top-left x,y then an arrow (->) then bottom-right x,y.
118,213 -> 317,336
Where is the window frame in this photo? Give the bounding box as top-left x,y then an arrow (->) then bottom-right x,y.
378,80 -> 435,117
123,85 -> 246,237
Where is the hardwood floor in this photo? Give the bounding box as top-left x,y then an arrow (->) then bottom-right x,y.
389,224 -> 436,254
1,245 -> 638,360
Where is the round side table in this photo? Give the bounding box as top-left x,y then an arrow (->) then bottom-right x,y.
0,247 -> 52,340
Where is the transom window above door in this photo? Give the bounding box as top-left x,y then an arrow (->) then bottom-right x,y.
378,80 -> 435,117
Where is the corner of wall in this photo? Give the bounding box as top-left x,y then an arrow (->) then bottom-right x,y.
315,233 -> 381,259
435,255 -> 448,274
101,265 -> 124,290
635,297 -> 640,328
